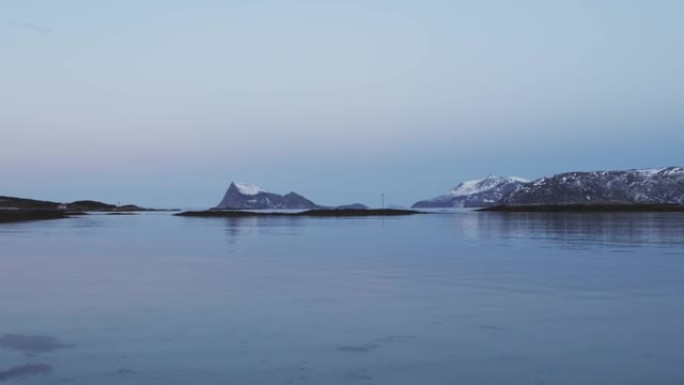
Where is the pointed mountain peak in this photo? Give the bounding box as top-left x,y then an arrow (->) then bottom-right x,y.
215,182 -> 321,210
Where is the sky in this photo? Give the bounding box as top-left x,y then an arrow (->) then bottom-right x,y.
2,0 -> 683,208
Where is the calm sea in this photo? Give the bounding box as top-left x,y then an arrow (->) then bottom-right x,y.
1,211 -> 683,384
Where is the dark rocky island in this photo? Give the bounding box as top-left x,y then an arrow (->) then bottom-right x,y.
0,196 -> 168,222
214,182 -> 322,210
335,203 -> 370,210
0,196 -> 80,222
176,208 -> 420,218
0,196 -> 62,210
64,200 -> 163,212
0,196 -> 160,212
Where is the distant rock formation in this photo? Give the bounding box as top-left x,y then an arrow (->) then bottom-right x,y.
497,167 -> 684,206
177,208 -> 419,218
67,200 -> 116,211
214,182 -> 321,210
412,176 -> 529,208
0,196 -> 60,210
0,196 -> 153,212
335,203 -> 369,210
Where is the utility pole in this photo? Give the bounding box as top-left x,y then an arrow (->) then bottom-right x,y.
381,193 -> 385,209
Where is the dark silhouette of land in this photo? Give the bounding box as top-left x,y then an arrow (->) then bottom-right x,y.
176,208 -> 421,218
0,210 -> 70,223
0,196 -> 176,222
0,196 -> 171,212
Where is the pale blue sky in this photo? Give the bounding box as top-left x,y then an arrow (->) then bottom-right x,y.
2,1 -> 682,208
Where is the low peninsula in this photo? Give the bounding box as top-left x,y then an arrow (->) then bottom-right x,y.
0,196 -> 173,223
0,210 -> 72,223
175,208 -> 421,218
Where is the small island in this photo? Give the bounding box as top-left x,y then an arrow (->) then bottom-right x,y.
0,196 -> 173,223
175,208 -> 421,218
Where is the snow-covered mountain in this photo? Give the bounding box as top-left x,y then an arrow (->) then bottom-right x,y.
498,167 -> 684,205
214,182 -> 321,210
412,176 -> 529,208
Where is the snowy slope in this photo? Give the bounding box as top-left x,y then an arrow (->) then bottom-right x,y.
498,167 -> 684,205
233,182 -> 266,196
412,176 -> 530,208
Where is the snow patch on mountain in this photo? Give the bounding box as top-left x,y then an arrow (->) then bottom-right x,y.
447,176 -> 529,197
215,182 -> 320,210
412,176 -> 529,208
499,167 -> 684,205
233,182 -> 266,196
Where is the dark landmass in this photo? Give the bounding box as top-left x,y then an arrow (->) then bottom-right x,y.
412,176 -> 528,208
303,209 -> 419,216
67,200 -> 116,211
0,196 -> 174,223
335,203 -> 370,210
0,196 -> 60,210
176,208 -> 421,218
496,167 -> 684,206
65,201 -> 169,212
0,334 -> 74,354
0,210 -> 69,223
215,182 -> 322,210
0,364 -> 52,381
415,167 -> 684,209
480,204 -> 684,213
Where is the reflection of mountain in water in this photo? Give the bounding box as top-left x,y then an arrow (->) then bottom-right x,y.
214,211 -> 684,252
463,212 -> 684,249
222,217 -> 305,246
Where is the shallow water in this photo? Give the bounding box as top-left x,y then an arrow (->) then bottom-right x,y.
1,212 -> 683,384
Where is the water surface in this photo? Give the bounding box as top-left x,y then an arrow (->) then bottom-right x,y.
1,212 -> 683,384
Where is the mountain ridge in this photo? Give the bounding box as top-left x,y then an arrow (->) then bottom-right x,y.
497,167 -> 684,206
214,182 -> 322,210
412,176 -> 529,208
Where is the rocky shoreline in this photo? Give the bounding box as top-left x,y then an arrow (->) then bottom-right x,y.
0,210 -> 72,223
0,196 -> 175,223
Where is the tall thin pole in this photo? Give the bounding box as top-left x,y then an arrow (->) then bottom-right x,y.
381,193 -> 385,209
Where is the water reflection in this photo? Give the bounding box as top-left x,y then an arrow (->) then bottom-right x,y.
222,217 -> 305,245
214,211 -> 684,252
457,212 -> 684,250
0,364 -> 52,381
222,217 -> 260,245
0,334 -> 73,354
1,213 -> 684,384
